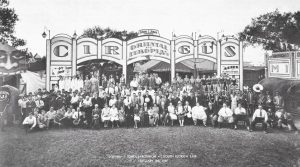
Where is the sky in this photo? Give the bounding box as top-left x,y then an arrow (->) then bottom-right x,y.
10,0 -> 300,65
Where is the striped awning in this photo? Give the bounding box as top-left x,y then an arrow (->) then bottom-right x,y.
149,62 -> 192,73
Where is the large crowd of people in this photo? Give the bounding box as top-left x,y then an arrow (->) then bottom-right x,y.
18,72 -> 298,134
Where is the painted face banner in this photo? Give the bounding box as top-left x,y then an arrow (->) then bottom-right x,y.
0,43 -> 27,76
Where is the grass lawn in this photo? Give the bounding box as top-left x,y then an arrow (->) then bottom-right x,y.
0,125 -> 300,167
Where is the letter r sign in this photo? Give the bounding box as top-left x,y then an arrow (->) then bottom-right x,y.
105,46 -> 119,55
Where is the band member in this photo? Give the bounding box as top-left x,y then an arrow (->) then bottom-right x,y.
191,102 -> 207,126
217,103 -> 234,128
233,103 -> 250,130
250,104 -> 268,133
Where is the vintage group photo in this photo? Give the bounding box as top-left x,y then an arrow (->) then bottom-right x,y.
0,0 -> 300,166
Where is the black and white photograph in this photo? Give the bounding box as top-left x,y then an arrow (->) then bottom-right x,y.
0,0 -> 300,166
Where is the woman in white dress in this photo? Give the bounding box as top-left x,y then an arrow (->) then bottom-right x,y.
109,104 -> 119,128
168,102 -> 177,126
101,104 -> 110,128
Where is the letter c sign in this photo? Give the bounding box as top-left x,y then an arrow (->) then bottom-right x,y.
53,45 -> 69,57
178,45 -> 190,54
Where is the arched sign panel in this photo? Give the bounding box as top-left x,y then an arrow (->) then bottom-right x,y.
174,37 -> 194,63
197,36 -> 217,61
101,38 -> 123,65
77,38 -> 98,64
51,37 -> 72,61
127,36 -> 171,64
219,38 -> 243,88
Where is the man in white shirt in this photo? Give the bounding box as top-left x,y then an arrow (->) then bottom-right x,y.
22,112 -> 37,133
130,77 -> 138,90
218,103 -> 234,128
191,102 -> 207,126
250,104 -> 268,133
233,103 -> 250,130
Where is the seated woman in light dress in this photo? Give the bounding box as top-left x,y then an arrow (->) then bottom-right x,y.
168,102 -> 177,126
101,104 -> 110,128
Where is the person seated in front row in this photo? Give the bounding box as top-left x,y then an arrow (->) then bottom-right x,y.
109,104 -> 120,128
22,112 -> 37,133
275,108 -> 298,132
150,103 -> 160,126
205,102 -> 218,128
92,104 -> 101,129
176,101 -> 186,127
250,104 -> 268,133
191,102 -> 207,126
37,110 -> 47,129
62,107 -> 74,127
78,111 -> 88,128
167,102 -> 177,126
217,103 -> 234,128
72,107 -> 82,127
53,109 -> 65,128
45,107 -> 58,129
233,103 -> 250,131
133,104 -> 140,129
101,104 -> 111,128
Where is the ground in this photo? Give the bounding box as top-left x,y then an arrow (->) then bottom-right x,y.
0,123 -> 300,167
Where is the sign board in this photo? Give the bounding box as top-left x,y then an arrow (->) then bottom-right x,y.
221,65 -> 239,76
138,29 -> 160,36
50,66 -> 72,77
128,40 -> 170,59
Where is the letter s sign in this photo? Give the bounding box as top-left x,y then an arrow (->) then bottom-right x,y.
224,46 -> 236,57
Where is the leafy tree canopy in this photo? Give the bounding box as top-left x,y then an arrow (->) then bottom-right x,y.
0,0 -> 26,47
81,26 -> 138,40
239,9 -> 300,52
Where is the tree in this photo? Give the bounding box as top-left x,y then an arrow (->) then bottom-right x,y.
239,9 -> 300,52
0,0 -> 26,47
82,26 -> 138,40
